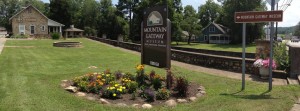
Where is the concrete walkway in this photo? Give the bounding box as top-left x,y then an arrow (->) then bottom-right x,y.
87,39 -> 288,85
0,38 -> 7,54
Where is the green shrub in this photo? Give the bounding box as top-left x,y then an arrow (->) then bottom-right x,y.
274,42 -> 290,71
156,88 -> 170,100
176,76 -> 189,97
101,83 -> 125,99
51,33 -> 60,40
126,81 -> 138,93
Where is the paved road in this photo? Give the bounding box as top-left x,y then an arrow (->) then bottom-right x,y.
0,38 -> 7,54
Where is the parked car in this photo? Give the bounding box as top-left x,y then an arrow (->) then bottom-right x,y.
277,37 -> 282,42
291,37 -> 299,42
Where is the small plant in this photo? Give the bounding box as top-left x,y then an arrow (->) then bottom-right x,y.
123,72 -> 135,81
136,64 -> 147,87
102,83 -> 126,99
102,69 -> 115,85
156,88 -> 170,100
166,70 -> 174,89
152,74 -> 163,90
176,76 -> 189,97
142,87 -> 156,102
126,81 -> 138,93
51,32 -> 60,40
78,81 -> 89,92
114,70 -> 123,80
274,42 -> 290,71
131,91 -> 137,100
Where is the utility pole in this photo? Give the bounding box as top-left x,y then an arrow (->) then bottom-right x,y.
269,0 -> 275,91
275,3 -> 279,41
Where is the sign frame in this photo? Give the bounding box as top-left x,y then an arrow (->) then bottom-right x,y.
141,5 -> 171,69
235,10 -> 283,23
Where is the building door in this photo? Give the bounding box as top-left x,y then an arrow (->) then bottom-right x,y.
30,26 -> 35,34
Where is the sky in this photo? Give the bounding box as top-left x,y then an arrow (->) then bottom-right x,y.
41,0 -> 299,27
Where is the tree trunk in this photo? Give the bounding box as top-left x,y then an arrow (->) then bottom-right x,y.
187,35 -> 192,44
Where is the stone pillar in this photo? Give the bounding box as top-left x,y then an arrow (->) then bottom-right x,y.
255,40 -> 270,59
289,45 -> 300,78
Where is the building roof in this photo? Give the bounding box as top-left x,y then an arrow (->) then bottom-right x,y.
48,19 -> 65,27
64,27 -> 84,32
202,22 -> 230,34
9,5 -> 64,27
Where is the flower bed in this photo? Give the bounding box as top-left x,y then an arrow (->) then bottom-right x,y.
62,65 -> 205,108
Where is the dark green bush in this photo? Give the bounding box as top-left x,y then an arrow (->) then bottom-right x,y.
51,33 -> 60,40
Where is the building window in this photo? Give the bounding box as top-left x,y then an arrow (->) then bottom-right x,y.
41,25 -> 45,31
209,27 -> 215,32
30,25 -> 35,34
19,25 -> 25,35
204,35 -> 207,41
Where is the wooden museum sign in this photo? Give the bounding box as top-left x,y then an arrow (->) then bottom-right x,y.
142,5 -> 171,68
235,10 -> 283,23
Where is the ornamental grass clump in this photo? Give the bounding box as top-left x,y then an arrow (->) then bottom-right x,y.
176,76 -> 189,97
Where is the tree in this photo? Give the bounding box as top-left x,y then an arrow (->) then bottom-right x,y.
0,0 -> 21,32
20,0 -> 46,13
49,0 -> 72,27
294,21 -> 300,36
222,0 -> 266,44
198,0 -> 222,27
181,5 -> 201,44
116,0 -> 139,40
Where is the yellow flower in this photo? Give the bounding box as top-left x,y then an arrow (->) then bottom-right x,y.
113,93 -> 116,97
97,75 -> 102,79
115,84 -> 119,87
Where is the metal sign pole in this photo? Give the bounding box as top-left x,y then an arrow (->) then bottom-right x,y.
242,23 -> 246,90
269,0 -> 275,91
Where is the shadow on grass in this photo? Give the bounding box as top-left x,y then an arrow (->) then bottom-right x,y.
219,90 -> 276,100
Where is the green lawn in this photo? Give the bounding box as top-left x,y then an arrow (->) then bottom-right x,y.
0,38 -> 299,111
172,42 -> 256,53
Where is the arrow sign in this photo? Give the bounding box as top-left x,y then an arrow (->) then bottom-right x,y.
235,10 -> 283,23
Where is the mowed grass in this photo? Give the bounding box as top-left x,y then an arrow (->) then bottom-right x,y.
0,38 -> 299,111
172,42 -> 256,53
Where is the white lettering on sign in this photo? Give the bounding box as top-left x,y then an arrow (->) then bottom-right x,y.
144,27 -> 167,32
150,61 -> 160,67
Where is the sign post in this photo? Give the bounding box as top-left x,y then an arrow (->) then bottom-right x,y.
141,5 -> 171,68
235,9 -> 283,90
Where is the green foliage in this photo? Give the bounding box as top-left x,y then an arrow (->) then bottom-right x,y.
84,27 -> 97,36
176,76 -> 189,97
222,0 -> 266,44
156,88 -> 170,100
10,34 -> 29,39
181,5 -> 201,44
101,83 -> 125,99
274,42 -> 290,71
198,0 -> 222,27
126,81 -> 138,93
51,33 -> 60,40
149,71 -> 163,90
294,22 -> 300,36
